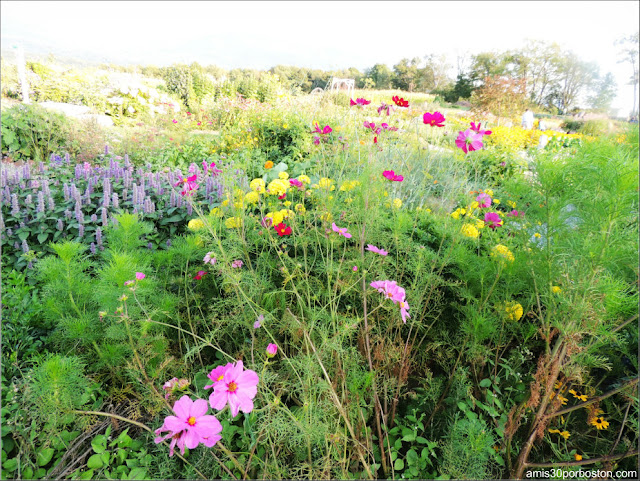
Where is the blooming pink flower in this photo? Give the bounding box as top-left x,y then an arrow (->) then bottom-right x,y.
331,223 -> 352,239
208,361 -> 259,417
484,212 -> 503,229
398,299 -> 411,323
423,111 -> 446,127
231,260 -> 244,268
382,170 -> 404,182
154,395 -> 223,457
364,121 -> 381,135
313,136 -> 320,145
203,252 -> 216,265
476,193 -> 492,208
370,280 -> 406,304
377,102 -> 395,116
253,314 -> 264,329
194,270 -> 208,280
350,98 -> 371,106
366,244 -> 389,256
506,209 -> 523,217
353,266 -> 358,271
266,343 -> 278,358
289,179 -> 303,189
172,119 -> 178,124
470,122 -> 492,136
455,129 -> 484,154
135,272 -> 145,280
313,123 -> 332,135
174,174 -> 199,196
204,363 -> 234,390
203,161 -> 222,176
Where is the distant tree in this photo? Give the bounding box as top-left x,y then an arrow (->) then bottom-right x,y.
366,63 -> 393,90
509,40 -> 564,108
393,57 -> 421,92
418,54 -> 452,92
471,75 -> 528,121
439,73 -> 474,103
616,32 -> 639,116
552,53 -> 599,114
588,72 -> 617,113
468,52 -> 510,86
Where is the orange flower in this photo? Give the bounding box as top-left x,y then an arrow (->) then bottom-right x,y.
264,161 -> 274,169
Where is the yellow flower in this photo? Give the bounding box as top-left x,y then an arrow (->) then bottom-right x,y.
283,124 -> 288,129
321,212 -> 332,222
221,199 -> 230,207
461,223 -> 479,238
507,200 -> 516,208
534,232 -> 541,238
265,211 -> 284,226
392,198 -> 402,209
470,201 -> 479,210
244,191 -> 260,204
493,199 -> 500,205
474,219 -> 485,229
297,175 -> 311,185
317,177 -> 335,191
485,189 -> 494,196
575,454 -> 582,461
278,171 -> 289,180
491,244 -> 515,263
264,161 -> 274,169
558,395 -> 568,405
279,209 -> 294,220
451,207 -> 466,220
187,218 -> 206,231
339,180 -> 359,192
559,430 -> 570,439
209,207 -> 223,218
283,201 -> 291,207
548,428 -> 560,434
267,179 -> 288,197
344,197 -> 353,204
551,285 -> 562,294
225,217 -> 243,229
504,301 -> 524,321
569,389 -> 588,402
591,416 -> 609,430
250,178 -> 266,193
294,203 -> 306,214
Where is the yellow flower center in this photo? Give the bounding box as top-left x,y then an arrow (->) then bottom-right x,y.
216,375 -> 224,382
187,416 -> 197,426
183,178 -> 188,182
228,381 -> 238,393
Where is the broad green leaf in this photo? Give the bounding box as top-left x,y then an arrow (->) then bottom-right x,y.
87,454 -> 104,469
36,447 -> 55,466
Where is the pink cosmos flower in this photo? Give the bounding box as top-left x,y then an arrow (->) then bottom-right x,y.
366,244 -> 389,256
364,121 -> 381,135
370,280 -> 406,304
392,96 -> 409,108
203,252 -> 216,265
377,102 -> 395,116
172,119 -> 178,124
253,314 -> 264,329
194,270 -> 208,280
231,260 -> 244,268
331,223 -> 352,239
124,280 -> 134,287
174,174 -> 199,196
382,170 -> 404,182
353,266 -> 358,271
423,111 -> 446,127
350,98 -> 371,106
470,122 -> 492,136
261,216 -> 274,228
476,193 -> 492,208
208,360 -> 259,417
203,161 -> 222,176
289,179 -> 303,189
135,272 -> 145,280
506,209 -> 523,217
455,129 -> 484,154
398,299 -> 411,323
484,212 -> 503,229
204,363 -> 234,390
380,123 -> 399,132
266,343 -> 278,358
154,395 -> 223,457
313,136 -> 321,145
313,123 -> 332,135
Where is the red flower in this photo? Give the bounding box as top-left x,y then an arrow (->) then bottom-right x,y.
374,136 -> 378,144
392,96 -> 409,108
278,193 -> 286,200
423,111 -> 446,127
193,270 -> 208,280
274,222 -> 292,236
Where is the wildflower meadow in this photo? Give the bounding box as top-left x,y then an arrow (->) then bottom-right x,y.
1,59 -> 638,481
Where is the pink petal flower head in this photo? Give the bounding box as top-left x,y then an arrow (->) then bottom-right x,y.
203,252 -> 216,265
506,209 -> 523,217
484,212 -> 503,230
154,395 -> 223,456
208,360 -> 259,417
289,179 -> 303,188
353,266 -> 358,272
172,119 -> 178,124
331,223 -> 352,239
455,129 -> 484,154
253,314 -> 264,329
398,299 -> 411,323
162,377 -> 190,399
470,121 -> 492,136
313,136 -> 321,145
266,343 -> 278,358
135,272 -> 146,280
124,280 -> 134,287
231,260 -> 244,269
476,193 -> 492,208
194,270 -> 208,280
204,363 -> 234,390
366,244 -> 389,256
370,280 -> 406,304
382,170 -> 404,182
261,216 -> 274,228
423,111 -> 446,127
321,125 -> 332,135
350,98 -> 371,106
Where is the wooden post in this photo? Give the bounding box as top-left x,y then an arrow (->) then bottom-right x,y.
13,44 -> 30,104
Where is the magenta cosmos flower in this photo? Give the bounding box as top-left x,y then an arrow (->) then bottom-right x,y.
208,361 -> 259,417
154,395 -> 223,457
455,129 -> 484,154
174,174 -> 199,196
135,272 -> 145,280
331,223 -> 352,238
366,244 -> 388,256
423,111 -> 446,127
484,212 -> 503,229
382,170 -> 404,182
350,98 -> 371,106
506,209 -> 523,217
363,121 -> 381,135
370,280 -> 406,304
476,193 -> 492,208
470,121 -> 492,136
266,343 -> 278,358
204,362 -> 234,390
312,123 -> 332,135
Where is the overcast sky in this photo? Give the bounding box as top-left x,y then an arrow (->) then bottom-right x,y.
2,1 -> 638,114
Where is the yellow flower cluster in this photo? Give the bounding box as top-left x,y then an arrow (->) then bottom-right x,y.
504,301 -> 524,321
339,180 -> 360,192
267,179 -> 288,197
491,244 -> 515,263
484,125 -> 593,152
187,218 -> 206,231
313,178 -> 335,191
225,217 -> 243,229
548,429 -> 570,440
461,223 -> 479,238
